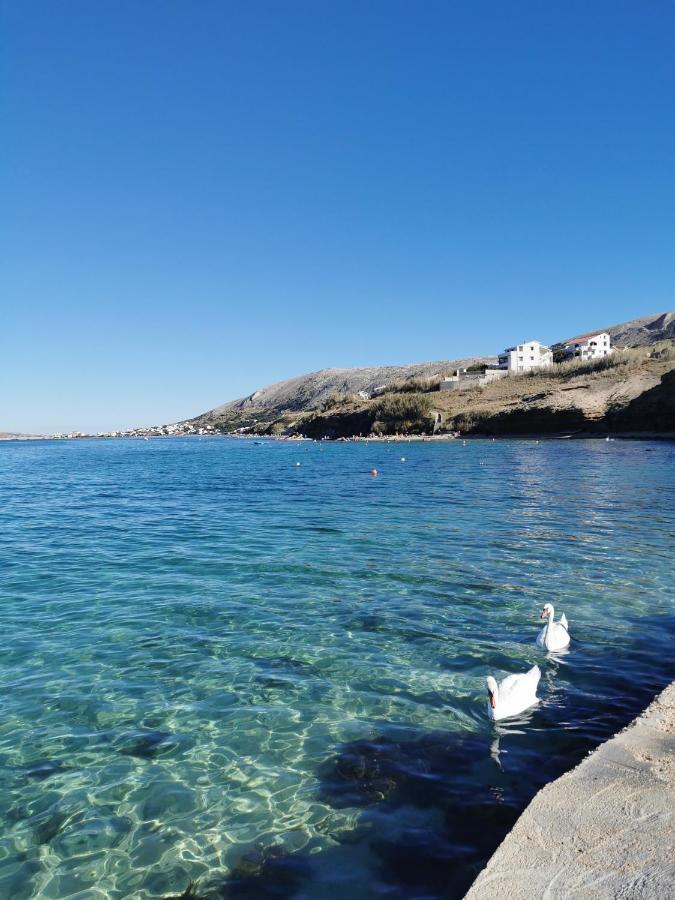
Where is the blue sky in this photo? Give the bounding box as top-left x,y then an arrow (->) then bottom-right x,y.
2,1 -> 674,433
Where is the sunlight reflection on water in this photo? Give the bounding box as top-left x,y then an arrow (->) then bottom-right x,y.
0,437 -> 673,898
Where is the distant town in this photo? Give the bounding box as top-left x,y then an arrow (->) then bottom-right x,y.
48,422 -> 219,440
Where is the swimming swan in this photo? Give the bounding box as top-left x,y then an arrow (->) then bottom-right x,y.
486,665 -> 541,721
536,603 -> 570,652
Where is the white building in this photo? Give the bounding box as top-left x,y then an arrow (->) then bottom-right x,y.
562,331 -> 613,360
498,340 -> 553,373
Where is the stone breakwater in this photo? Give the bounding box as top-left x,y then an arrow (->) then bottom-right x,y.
466,682 -> 675,900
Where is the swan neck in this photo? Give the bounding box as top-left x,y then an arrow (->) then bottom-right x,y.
543,608 -> 555,646
488,680 -> 499,711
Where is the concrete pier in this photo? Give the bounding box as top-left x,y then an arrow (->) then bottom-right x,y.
466,682 -> 675,899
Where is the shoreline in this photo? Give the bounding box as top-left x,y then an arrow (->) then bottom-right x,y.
465,681 -> 675,899
297,430 -> 675,442
3,430 -> 674,443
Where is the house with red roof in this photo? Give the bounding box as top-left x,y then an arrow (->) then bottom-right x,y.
561,331 -> 613,361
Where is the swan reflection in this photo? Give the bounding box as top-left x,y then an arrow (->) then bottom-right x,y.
489,705 -> 540,769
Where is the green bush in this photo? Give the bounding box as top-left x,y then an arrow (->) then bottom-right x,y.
318,392 -> 362,412
370,392 -> 433,433
451,412 -> 477,433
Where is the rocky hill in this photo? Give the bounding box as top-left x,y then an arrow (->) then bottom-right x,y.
560,311 -> 675,348
187,312 -> 675,437
189,355 -> 494,433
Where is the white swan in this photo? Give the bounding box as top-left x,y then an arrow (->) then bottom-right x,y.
486,665 -> 541,721
536,603 -> 570,651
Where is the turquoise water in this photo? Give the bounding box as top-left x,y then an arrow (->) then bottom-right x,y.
1,437 -> 673,899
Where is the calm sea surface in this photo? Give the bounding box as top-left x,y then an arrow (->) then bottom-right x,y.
1,437 -> 673,899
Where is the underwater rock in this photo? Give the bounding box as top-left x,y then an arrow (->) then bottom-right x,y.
348,613 -> 387,632
33,811 -> 70,846
319,731 -> 491,810
116,730 -> 178,759
204,843 -> 312,899
163,882 -> 205,900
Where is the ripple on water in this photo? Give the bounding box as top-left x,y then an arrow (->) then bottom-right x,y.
0,437 -> 673,898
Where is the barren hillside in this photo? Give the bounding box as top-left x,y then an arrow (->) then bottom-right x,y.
299,346 -> 675,438
189,355 -> 493,432
187,312 -> 675,436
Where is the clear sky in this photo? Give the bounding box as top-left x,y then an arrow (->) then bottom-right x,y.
2,1 -> 674,433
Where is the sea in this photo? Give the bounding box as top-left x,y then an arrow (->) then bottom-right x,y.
1,436 -> 673,899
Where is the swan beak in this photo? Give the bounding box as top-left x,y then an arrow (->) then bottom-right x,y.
539,610 -> 546,619
489,692 -> 496,709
